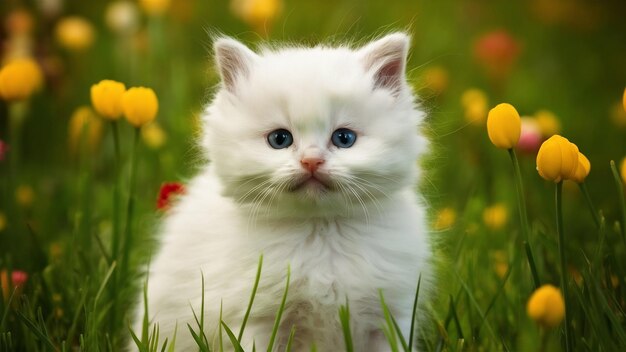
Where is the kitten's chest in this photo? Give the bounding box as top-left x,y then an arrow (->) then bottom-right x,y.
255,217 -> 406,303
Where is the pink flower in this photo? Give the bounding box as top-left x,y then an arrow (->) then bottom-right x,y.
11,270 -> 29,286
1,269 -> 28,301
516,118 -> 543,154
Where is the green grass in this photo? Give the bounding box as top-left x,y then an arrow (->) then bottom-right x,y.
2,0 -> 626,350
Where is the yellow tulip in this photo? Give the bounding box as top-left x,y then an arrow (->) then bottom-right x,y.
609,102 -> 626,128
527,284 -> 565,329
482,203 -> 508,230
461,88 -> 488,125
68,106 -> 103,153
15,185 -> 35,207
623,88 -> 626,113
55,16 -> 95,52
0,58 -> 43,101
422,66 -> 449,95
141,121 -> 167,149
571,152 -> 590,183
0,212 -> 6,232
534,109 -> 561,137
491,250 -> 508,279
139,0 -> 171,16
487,103 -> 521,149
231,0 -> 282,29
122,87 -> 159,127
433,207 -> 456,231
91,80 -> 126,120
536,135 -> 579,183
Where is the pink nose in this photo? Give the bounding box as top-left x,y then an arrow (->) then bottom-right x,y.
301,157 -> 324,173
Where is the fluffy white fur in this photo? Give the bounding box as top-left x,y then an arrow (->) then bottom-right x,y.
133,33 -> 433,351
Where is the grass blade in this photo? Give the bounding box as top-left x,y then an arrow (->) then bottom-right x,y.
239,255 -> 263,342
379,290 -> 399,352
221,321 -> 245,352
408,274 -> 422,352
338,301 -> 353,352
16,311 -> 57,351
129,326 -> 148,352
166,322 -> 178,352
284,325 -> 296,352
267,266 -> 291,352
187,323 -> 210,352
390,314 -> 409,351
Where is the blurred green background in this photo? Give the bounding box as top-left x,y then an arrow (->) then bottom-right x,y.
1,0 -> 626,350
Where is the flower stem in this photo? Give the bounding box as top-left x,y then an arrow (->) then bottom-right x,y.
120,128 -> 140,286
555,181 -> 571,352
508,148 -> 540,289
109,121 -> 122,335
110,121 -> 122,261
610,161 -> 626,246
578,182 -> 600,228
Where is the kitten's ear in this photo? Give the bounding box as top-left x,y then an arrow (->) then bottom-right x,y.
214,38 -> 258,93
358,33 -> 410,95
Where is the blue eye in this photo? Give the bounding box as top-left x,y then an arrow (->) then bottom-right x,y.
267,129 -> 293,149
331,128 -> 357,148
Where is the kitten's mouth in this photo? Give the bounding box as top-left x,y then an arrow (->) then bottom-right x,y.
290,174 -> 332,192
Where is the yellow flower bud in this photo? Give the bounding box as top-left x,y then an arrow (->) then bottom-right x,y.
68,106 -> 103,154
231,0 -> 282,29
461,88 -> 488,125
487,103 -> 521,149
433,207 -> 456,231
91,80 -> 126,120
527,284 -> 565,329
122,87 -> 158,127
15,185 -> 35,207
620,158 -> 626,186
482,203 -> 508,231
610,102 -> 626,128
422,66 -> 449,95
139,0 -> 171,16
536,135 -> 579,183
141,121 -> 167,149
623,88 -> 626,113
0,58 -> 43,101
571,152 -> 590,183
534,109 -> 561,137
55,16 -> 95,52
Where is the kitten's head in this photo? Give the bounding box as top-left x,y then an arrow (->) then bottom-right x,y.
203,33 -> 427,217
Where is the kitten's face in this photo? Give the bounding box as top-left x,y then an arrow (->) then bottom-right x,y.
203,34 -> 426,216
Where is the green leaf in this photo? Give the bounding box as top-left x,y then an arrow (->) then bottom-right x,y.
267,266 -> 291,352
239,254 -> 263,342
221,321 -> 245,352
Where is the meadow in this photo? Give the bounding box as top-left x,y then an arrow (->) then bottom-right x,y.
1,0 -> 626,351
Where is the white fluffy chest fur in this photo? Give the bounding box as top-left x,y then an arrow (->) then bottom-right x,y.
139,169 -> 431,351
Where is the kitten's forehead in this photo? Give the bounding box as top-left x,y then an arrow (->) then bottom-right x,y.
242,48 -> 368,128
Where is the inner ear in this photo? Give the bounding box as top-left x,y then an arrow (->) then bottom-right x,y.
359,33 -> 410,95
214,38 -> 258,93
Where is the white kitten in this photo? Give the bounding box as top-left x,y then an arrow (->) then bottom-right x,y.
133,33 -> 433,351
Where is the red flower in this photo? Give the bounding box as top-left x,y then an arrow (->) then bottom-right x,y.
0,140 -> 8,161
473,30 -> 521,80
157,182 -> 185,210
